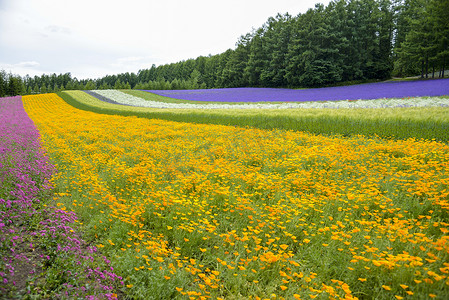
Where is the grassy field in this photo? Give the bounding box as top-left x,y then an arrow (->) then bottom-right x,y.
58,90 -> 449,142
20,93 -> 449,299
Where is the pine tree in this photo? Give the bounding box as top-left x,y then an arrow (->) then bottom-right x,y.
8,74 -> 25,96
0,70 -> 6,97
113,80 -> 123,90
85,80 -> 96,90
244,28 -> 268,86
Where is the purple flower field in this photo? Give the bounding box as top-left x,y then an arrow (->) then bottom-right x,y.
144,78 -> 449,102
0,96 -> 121,299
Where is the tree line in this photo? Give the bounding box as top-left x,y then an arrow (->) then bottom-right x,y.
1,0 -> 447,97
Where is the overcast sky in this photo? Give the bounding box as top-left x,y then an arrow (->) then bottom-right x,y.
0,0 -> 330,80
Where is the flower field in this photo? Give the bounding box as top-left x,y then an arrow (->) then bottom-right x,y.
93,89 -> 449,109
19,93 -> 449,299
60,90 -> 449,141
0,96 -> 122,298
143,78 -> 449,102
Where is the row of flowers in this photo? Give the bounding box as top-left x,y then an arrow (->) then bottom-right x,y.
0,96 -> 122,299
22,93 -> 449,299
144,79 -> 449,102
91,89 -> 449,109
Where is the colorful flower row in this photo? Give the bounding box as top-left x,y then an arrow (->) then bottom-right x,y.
144,78 -> 449,102
92,89 -> 449,109
0,96 -> 122,299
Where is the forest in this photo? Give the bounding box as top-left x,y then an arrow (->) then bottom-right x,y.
0,0 -> 447,97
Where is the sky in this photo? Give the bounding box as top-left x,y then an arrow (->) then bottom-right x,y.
0,0 -> 331,80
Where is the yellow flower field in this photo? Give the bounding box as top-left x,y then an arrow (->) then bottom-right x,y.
23,93 -> 449,299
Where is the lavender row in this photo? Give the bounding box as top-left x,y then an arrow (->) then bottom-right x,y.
143,78 -> 449,102
0,96 -> 122,299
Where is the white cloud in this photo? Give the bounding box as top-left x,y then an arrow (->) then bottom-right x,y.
17,61 -> 40,68
45,25 -> 71,35
0,0 -> 331,79
0,61 -> 42,77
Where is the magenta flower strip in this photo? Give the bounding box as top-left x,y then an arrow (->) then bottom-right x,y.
0,96 -> 122,298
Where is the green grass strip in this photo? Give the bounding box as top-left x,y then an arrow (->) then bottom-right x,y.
57,91 -> 449,142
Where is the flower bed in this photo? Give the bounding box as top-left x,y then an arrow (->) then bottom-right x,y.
93,89 -> 449,109
0,96 -> 122,299
143,79 -> 449,102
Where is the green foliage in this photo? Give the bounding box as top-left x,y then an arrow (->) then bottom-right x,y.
394,0 -> 449,77
0,71 -> 26,96
84,80 -> 96,90
0,70 -> 6,97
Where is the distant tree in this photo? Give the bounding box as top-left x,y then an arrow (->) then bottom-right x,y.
98,82 -> 110,90
260,14 -> 293,87
170,78 -> 180,90
393,0 -> 447,77
244,28 -> 268,86
220,34 -> 251,87
214,50 -> 233,87
160,78 -> 171,90
32,84 -> 40,94
430,0 -> 449,77
65,81 -> 75,90
296,4 -> 344,86
0,70 -> 6,97
85,80 -> 96,90
189,69 -> 201,89
113,80 -> 123,89
202,54 -> 220,88
8,74 -> 25,96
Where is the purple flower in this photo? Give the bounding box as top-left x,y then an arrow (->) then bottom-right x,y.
1,96 -> 122,298
143,78 -> 449,102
